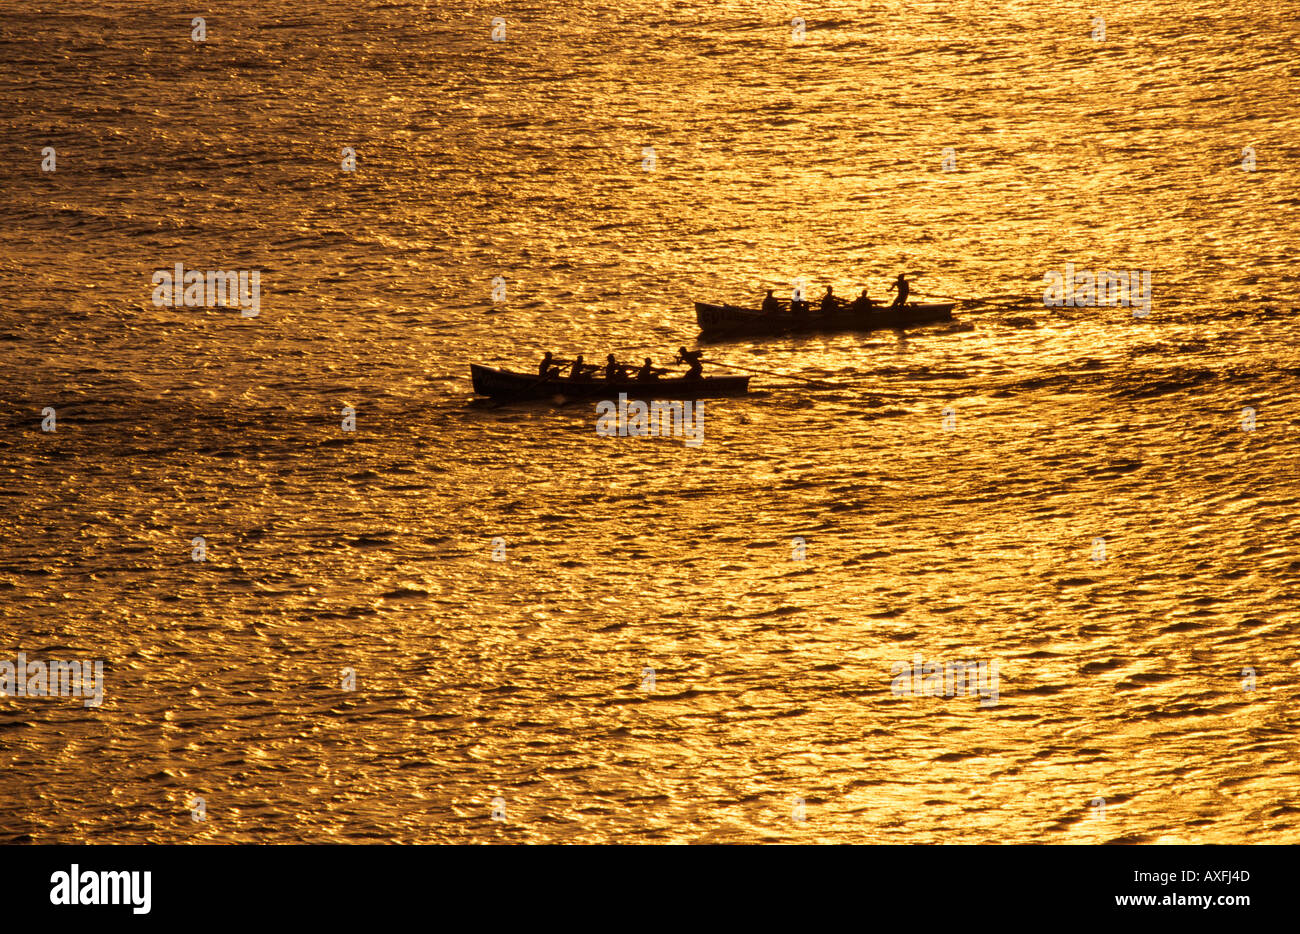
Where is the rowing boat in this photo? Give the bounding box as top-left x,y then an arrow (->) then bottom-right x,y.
470,364 -> 751,400
695,300 -> 955,336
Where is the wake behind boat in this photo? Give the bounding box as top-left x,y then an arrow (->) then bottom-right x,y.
696,299 -> 955,336
470,364 -> 750,400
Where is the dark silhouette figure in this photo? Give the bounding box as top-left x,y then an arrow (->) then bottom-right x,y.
889,274 -> 910,308
849,288 -> 874,313
675,346 -> 704,379
637,357 -> 667,381
538,351 -> 563,378
568,354 -> 598,379
820,286 -> 838,314
761,289 -> 781,314
605,354 -> 629,380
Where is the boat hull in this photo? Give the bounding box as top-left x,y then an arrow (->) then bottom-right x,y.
470,364 -> 750,400
695,301 -> 955,336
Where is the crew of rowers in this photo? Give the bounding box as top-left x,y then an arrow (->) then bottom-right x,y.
761,274 -> 912,315
537,347 -> 705,381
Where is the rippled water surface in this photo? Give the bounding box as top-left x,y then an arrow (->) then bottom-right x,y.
1,1 -> 1299,843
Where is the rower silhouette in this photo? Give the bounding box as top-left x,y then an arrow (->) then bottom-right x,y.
820,286 -> 838,314
790,287 -> 810,314
604,354 -> 629,380
761,289 -> 781,314
538,351 -> 562,378
568,354 -> 598,379
637,357 -> 667,381
849,288 -> 874,313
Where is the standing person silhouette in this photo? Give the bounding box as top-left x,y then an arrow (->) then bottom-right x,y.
674,346 -> 704,379
888,273 -> 910,308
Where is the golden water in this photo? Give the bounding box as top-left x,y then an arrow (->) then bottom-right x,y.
1,1 -> 1298,842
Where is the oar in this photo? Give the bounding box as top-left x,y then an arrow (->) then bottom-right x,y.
931,295 -> 1030,311
709,360 -> 843,389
